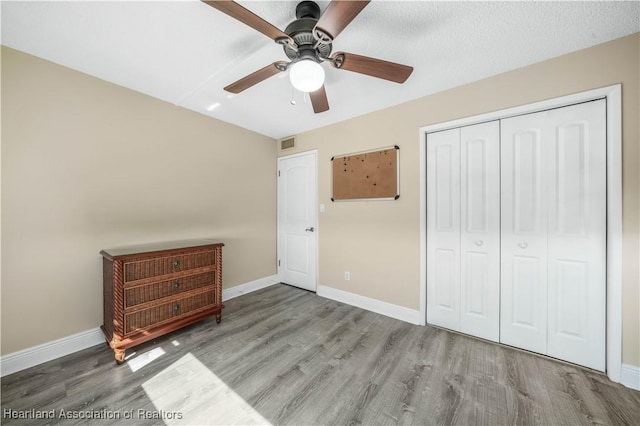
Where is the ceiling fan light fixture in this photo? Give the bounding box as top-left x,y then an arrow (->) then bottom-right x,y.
289,59 -> 325,92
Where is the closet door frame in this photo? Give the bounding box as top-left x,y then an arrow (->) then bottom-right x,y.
419,84 -> 622,383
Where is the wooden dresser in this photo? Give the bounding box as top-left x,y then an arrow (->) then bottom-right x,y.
100,240 -> 224,363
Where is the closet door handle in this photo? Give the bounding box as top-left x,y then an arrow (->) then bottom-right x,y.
518,242 -> 528,249
475,240 -> 483,246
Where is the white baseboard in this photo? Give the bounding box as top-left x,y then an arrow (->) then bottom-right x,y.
1,327 -> 104,377
222,275 -> 279,301
1,275 -> 280,377
620,363 -> 640,391
317,285 -> 421,325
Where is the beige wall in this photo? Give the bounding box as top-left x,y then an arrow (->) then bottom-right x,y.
1,47 -> 277,355
281,33 -> 640,367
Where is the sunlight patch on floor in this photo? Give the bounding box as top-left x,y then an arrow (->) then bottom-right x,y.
127,347 -> 166,373
142,353 -> 272,425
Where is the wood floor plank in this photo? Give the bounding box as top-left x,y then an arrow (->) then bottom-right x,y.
2,284 -> 639,426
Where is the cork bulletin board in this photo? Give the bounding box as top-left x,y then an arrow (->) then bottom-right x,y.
331,146 -> 400,201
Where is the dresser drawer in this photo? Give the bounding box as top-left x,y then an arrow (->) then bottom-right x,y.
123,249 -> 217,282
124,290 -> 217,335
124,271 -> 215,308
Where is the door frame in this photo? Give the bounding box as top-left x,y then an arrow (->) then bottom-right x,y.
277,149 -> 319,291
419,84 -> 622,382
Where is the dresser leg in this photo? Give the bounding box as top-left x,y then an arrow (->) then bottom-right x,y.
114,348 -> 126,365
216,312 -> 222,324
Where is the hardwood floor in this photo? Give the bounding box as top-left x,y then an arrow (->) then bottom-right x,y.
2,284 -> 639,425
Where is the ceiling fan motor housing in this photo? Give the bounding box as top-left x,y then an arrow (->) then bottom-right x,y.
283,1 -> 331,62
296,1 -> 321,19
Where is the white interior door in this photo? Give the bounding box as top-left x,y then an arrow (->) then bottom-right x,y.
427,122 -> 500,341
501,112 -> 549,354
501,100 -> 606,371
426,128 -> 461,331
278,151 -> 317,292
545,100 -> 606,371
459,121 -> 500,342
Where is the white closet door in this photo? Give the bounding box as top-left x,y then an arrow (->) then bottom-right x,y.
501,100 -> 606,371
427,128 -> 461,331
546,100 -> 606,371
501,113 -> 549,354
459,121 -> 500,342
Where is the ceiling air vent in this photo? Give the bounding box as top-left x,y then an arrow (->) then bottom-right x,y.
280,136 -> 296,150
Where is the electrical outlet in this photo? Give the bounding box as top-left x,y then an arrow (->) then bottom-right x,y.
344,272 -> 350,281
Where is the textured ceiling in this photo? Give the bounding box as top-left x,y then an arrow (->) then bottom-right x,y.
2,1 -> 638,139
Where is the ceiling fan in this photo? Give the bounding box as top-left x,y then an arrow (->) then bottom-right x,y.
201,0 -> 414,113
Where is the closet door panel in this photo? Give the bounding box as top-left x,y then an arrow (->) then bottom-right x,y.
546,100 -> 606,371
460,121 -> 500,342
427,128 -> 461,331
500,114 -> 549,354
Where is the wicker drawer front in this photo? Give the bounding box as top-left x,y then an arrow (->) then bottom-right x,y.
124,290 -> 216,335
124,249 -> 217,282
124,272 -> 215,308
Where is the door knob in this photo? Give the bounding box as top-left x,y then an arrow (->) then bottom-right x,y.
518,242 -> 528,249
305,227 -> 315,232
475,240 -> 483,246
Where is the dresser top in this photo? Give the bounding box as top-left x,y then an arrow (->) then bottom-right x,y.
101,239 -> 224,259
